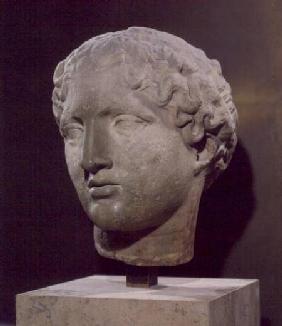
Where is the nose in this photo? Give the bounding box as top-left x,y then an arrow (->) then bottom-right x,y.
81,156 -> 113,175
80,119 -> 113,175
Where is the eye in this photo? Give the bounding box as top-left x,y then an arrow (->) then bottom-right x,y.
60,120 -> 84,141
114,114 -> 150,128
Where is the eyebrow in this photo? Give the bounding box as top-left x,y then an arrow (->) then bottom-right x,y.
61,91 -> 159,124
95,106 -> 118,117
96,103 -> 157,119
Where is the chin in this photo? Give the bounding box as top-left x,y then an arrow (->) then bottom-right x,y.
85,200 -> 124,231
89,205 -> 168,233
91,213 -> 150,232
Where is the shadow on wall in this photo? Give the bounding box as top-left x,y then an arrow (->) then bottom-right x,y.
160,139 -> 255,277
261,318 -> 272,326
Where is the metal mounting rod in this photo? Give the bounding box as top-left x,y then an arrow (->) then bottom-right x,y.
126,265 -> 158,288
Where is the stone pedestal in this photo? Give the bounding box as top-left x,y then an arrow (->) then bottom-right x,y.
16,276 -> 259,326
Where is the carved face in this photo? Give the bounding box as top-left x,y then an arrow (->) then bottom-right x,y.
61,65 -> 198,232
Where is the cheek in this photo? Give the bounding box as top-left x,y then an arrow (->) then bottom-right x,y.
118,128 -> 167,162
120,130 -> 191,183
64,142 -> 84,184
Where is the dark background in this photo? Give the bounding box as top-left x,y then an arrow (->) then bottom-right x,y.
1,0 -> 282,325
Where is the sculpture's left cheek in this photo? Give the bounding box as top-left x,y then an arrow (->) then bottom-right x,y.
147,152 -> 162,167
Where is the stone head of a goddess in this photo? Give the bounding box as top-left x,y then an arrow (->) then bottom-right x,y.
52,27 -> 237,266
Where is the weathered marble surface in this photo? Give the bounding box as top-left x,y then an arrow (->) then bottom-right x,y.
17,276 -> 259,326
52,27 -> 238,266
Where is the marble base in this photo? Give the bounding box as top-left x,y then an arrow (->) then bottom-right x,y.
16,276 -> 259,326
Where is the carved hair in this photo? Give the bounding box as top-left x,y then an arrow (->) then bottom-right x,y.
52,27 -> 238,188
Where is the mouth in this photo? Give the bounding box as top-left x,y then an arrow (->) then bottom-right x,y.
88,184 -> 120,199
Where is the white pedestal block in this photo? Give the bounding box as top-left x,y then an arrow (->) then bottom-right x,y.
16,276 -> 259,326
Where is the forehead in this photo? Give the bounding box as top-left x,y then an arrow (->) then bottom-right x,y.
64,63 -> 158,118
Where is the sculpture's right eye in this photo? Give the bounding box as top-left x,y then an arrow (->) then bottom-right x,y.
60,123 -> 83,141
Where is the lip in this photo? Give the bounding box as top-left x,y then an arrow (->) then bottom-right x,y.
88,178 -> 118,187
89,184 -> 120,199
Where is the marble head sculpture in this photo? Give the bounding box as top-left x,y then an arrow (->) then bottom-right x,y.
52,27 -> 238,266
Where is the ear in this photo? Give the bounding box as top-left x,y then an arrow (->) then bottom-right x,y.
194,140 -> 228,176
174,106 -> 205,147
174,107 -> 228,177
